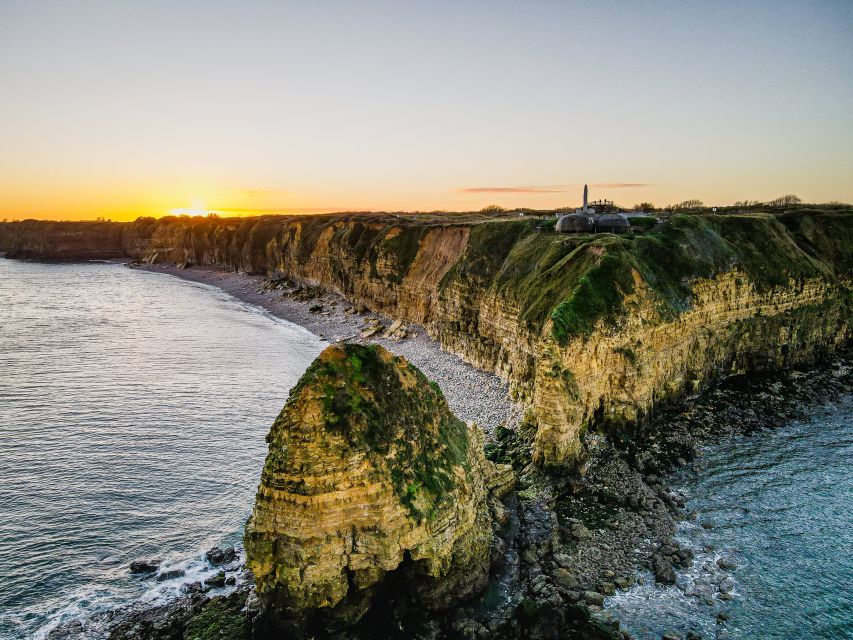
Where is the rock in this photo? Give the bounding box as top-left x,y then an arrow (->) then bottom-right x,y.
582,590 -> 605,606
225,575 -> 237,586
205,546 -> 237,566
244,343 -> 513,632
205,571 -> 226,588
551,568 -> 579,591
129,560 -> 158,574
718,577 -> 735,594
614,576 -> 633,589
651,555 -> 676,585
662,633 -> 681,640
552,552 -> 573,569
716,611 -> 730,622
308,303 -> 323,314
384,318 -> 408,340
156,569 -> 185,581
716,555 -> 738,570
360,320 -> 383,339
571,523 -> 592,540
686,632 -> 702,640
184,581 -> 209,595
675,548 -> 694,567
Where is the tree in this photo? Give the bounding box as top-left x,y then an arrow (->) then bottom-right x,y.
633,202 -> 656,212
671,199 -> 704,210
767,194 -> 802,207
733,200 -> 762,207
480,205 -> 505,214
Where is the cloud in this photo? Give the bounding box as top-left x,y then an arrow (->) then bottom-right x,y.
588,183 -> 650,189
457,186 -> 567,194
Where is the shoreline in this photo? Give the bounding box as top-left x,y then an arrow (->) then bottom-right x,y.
10,257 -> 849,639
132,263 -> 523,437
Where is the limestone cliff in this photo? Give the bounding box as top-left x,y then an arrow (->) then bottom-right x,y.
3,209 -> 851,468
0,219 -> 125,260
244,343 -> 513,632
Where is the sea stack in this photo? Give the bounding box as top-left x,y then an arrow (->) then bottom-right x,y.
244,343 -> 513,636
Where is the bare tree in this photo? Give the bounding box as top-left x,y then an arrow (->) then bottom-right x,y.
633,202 -> 656,211
733,200 -> 762,207
767,194 -> 802,207
671,199 -> 704,210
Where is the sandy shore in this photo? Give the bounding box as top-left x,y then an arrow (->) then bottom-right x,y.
133,264 -> 522,437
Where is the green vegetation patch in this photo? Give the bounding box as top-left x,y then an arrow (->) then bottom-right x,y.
378,226 -> 428,282
776,210 -> 853,278
417,212 -> 846,345
550,247 -> 636,343
441,219 -> 533,286
185,592 -> 249,640
282,344 -> 470,521
707,214 -> 827,288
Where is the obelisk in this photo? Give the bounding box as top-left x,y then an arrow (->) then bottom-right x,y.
583,184 -> 588,211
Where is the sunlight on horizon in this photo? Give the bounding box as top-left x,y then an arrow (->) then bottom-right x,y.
1,2 -> 851,220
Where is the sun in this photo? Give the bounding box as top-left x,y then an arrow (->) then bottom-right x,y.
167,197 -> 210,217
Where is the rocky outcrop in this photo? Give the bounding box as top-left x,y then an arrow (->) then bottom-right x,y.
244,343 -> 513,634
3,209 -> 851,468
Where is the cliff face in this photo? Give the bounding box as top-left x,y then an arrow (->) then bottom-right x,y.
0,220 -> 125,260
2,210 -> 851,467
244,343 -> 513,632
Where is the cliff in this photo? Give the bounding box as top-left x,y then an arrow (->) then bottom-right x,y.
244,343 -> 513,634
0,219 -> 125,260
2,209 -> 851,468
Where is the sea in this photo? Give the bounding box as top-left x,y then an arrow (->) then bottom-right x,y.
0,259 -> 326,639
606,393 -> 853,639
0,258 -> 851,639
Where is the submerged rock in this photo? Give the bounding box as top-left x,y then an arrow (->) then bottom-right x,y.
156,569 -> 185,582
244,343 -> 513,634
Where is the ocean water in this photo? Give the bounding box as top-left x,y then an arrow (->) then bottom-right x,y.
606,393 -> 853,639
0,259 -> 326,639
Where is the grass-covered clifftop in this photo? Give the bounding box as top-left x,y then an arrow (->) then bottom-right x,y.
2,207 -> 850,467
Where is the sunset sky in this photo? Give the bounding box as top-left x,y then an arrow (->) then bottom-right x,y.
1,1 -> 852,221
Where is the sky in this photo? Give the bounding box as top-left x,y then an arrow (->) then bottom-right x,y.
1,0 -> 852,221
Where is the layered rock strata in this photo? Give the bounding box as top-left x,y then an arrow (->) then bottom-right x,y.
244,343 -> 513,633
3,209 -> 850,467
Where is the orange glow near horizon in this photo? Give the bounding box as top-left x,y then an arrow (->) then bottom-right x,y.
1,3 -> 851,222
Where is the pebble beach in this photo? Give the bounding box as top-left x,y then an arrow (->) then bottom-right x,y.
134,263 -> 523,437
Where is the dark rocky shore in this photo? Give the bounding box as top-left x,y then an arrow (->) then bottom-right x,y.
45,263 -> 851,640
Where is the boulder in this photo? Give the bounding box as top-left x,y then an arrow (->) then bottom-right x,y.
156,569 -> 185,582
205,546 -> 237,566
129,560 -> 158,574
204,571 -> 226,588
244,343 -> 513,634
